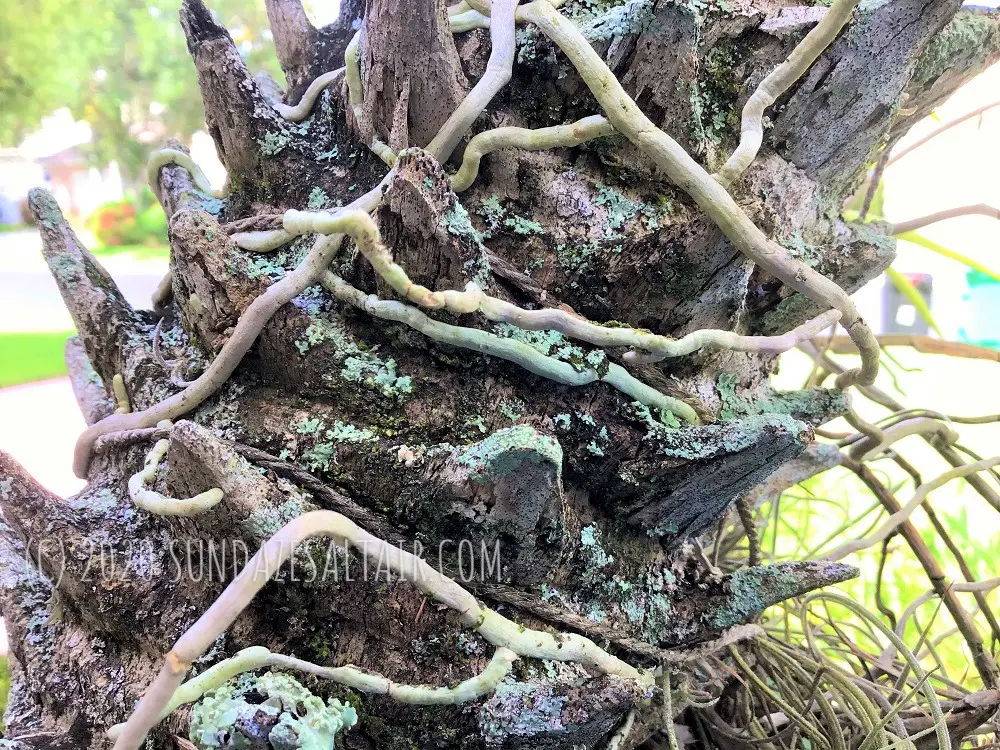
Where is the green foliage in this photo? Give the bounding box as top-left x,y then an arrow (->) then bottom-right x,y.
0,655 -> 9,731
86,189 -> 167,247
0,0 -> 282,179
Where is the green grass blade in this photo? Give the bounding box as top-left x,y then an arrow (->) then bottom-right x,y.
896,231 -> 1000,282
885,266 -> 944,338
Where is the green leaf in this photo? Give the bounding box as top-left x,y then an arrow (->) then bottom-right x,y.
885,266 -> 944,337
896,231 -> 1000,283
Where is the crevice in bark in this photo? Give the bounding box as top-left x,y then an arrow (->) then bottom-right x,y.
360,0 -> 469,151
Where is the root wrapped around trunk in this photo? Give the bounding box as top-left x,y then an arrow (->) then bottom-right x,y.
2,0 -> 997,747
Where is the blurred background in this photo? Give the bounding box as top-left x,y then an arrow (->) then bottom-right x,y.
0,0 -> 998,733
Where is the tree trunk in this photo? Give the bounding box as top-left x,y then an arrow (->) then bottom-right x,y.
2,1 -> 997,748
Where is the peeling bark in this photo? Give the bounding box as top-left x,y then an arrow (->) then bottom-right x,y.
2,0 -> 996,746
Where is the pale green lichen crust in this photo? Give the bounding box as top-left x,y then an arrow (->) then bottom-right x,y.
189,671 -> 357,749
455,424 -> 564,483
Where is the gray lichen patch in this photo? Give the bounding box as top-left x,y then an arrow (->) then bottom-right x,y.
190,671 -> 358,749
455,424 -> 563,484
479,673 -> 641,748
705,561 -> 859,630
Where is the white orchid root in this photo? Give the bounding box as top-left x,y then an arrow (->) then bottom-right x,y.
71,177 -> 389,479
322,272 -> 701,423
823,457 -> 1000,562
515,0 -> 879,390
109,510 -> 652,750
714,0 -> 861,187
345,31 -> 397,166
450,115 -> 615,191
128,423 -> 224,516
107,645 -> 517,742
146,148 -> 215,201
273,68 -> 346,122
426,0 -> 519,163
247,207 -> 840,373
112,373 -> 131,415
847,415 -> 959,462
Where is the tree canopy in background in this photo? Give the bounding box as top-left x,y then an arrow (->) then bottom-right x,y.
0,0 -> 282,181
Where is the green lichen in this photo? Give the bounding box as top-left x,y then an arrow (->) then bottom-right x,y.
579,524 -> 614,574
307,187 -> 332,209
717,374 -> 849,424
499,398 -> 525,422
595,183 -> 639,236
456,424 -> 563,483
326,421 -> 376,444
480,680 -> 567,744
581,0 -> 656,41
246,495 -> 305,538
707,566 -> 803,630
493,324 -> 608,374
189,671 -> 357,749
477,194 -> 506,237
259,130 -> 292,156
717,372 -> 749,421
781,230 -> 822,268
913,12 -> 999,86
294,417 -> 323,436
29,189 -> 64,229
48,254 -> 78,286
340,356 -> 413,398
243,254 -> 289,281
556,239 -> 602,276
504,214 -> 545,236
441,201 -> 484,243
650,413 -> 808,463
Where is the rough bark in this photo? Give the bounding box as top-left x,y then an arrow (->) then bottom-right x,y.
2,0 -> 997,748
360,0 -> 469,151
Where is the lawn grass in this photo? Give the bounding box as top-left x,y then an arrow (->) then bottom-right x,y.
90,243 -> 169,262
0,330 -> 74,387
0,655 -> 8,730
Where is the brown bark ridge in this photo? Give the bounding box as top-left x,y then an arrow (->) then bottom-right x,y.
265,0 -> 319,102
359,0 -> 469,151
2,0 -> 997,747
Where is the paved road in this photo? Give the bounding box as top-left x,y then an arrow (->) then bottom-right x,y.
0,229 -> 169,332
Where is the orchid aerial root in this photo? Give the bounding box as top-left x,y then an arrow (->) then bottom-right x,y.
714,0 -> 862,187
110,510 -> 652,750
107,645 -> 518,741
146,148 -> 214,201
111,373 -> 131,415
515,0 -> 879,389
321,271 -> 700,423
344,31 -> 397,166
426,0 -> 519,163
450,115 -> 615,191
70,176 -> 389,479
128,421 -> 224,516
240,207 -> 841,370
823,456 -> 1000,562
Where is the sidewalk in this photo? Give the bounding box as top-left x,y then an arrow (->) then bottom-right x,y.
0,229 -> 168,332
0,378 -> 86,498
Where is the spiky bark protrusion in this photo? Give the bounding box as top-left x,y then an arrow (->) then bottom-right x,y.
360,0 -> 469,151
2,0 -> 998,746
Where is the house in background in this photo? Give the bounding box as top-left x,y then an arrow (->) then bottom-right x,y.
0,148 -> 44,225
0,108 -> 124,225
